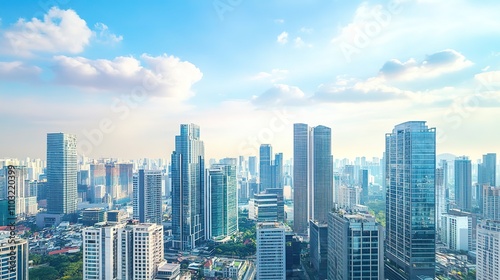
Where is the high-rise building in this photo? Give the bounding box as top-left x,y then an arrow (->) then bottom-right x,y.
479,153 -> 497,187
259,144 -> 273,192
0,231 -> 28,280
309,220 -> 328,280
293,123 -> 311,235
205,164 -> 238,241
436,167 -> 446,234
171,124 -> 205,251
47,133 -> 77,216
83,221 -> 165,280
256,222 -> 286,280
455,156 -> 472,212
249,193 -> 279,222
292,123 -> 333,235
1,166 -> 37,219
477,153 -> 497,213
266,188 -> 285,222
312,125 -> 333,223
133,169 -> 162,225
476,220 -> 500,280
482,186 -> 500,220
117,163 -> 133,198
328,211 -> 383,280
385,121 -> 436,280
441,212 -> 470,251
359,169 -> 369,205
272,153 -> 284,189
248,156 -> 257,178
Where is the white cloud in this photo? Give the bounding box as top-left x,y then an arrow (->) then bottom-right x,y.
52,54 -> 203,99
274,19 -> 285,24
294,37 -> 312,48
277,31 -> 288,44
93,23 -> 123,45
252,84 -> 309,107
251,68 -> 288,82
2,7 -> 93,56
0,61 -> 41,81
379,49 -> 473,81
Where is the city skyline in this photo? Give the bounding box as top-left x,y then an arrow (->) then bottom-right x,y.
1,1 -> 500,161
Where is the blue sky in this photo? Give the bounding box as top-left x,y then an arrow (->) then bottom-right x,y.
1,0 -> 500,161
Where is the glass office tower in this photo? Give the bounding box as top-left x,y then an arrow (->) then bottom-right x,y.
384,121 -> 436,280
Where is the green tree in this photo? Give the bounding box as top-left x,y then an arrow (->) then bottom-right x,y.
29,266 -> 59,280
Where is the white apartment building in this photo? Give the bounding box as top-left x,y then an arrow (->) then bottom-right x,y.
477,220 -> 500,280
256,222 -> 286,280
441,213 -> 470,251
83,221 -> 165,280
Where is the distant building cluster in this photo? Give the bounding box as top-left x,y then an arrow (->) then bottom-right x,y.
1,120 -> 499,279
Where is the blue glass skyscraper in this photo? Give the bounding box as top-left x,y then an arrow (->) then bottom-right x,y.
171,124 -> 205,251
384,121 -> 436,280
47,133 -> 77,216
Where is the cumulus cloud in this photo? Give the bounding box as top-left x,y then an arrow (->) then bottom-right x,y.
1,7 -> 92,56
52,54 -> 203,99
0,61 -> 41,81
277,32 -> 289,44
0,7 -> 122,56
379,49 -> 473,81
252,84 -> 309,107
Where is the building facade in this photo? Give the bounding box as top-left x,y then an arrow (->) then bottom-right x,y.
384,121 -> 436,280
328,211 -> 383,280
476,220 -> 500,280
0,232 -> 28,280
455,156 -> 472,212
133,169 -> 163,225
171,124 -> 205,251
47,133 -> 77,215
83,221 -> 165,280
256,222 -> 286,280
205,163 -> 238,241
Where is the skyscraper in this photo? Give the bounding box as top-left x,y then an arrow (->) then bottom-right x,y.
359,169 -> 369,205
171,124 -> 205,251
328,211 -> 383,280
205,163 -> 238,241
385,121 -> 436,280
47,133 -> 77,216
455,156 -> 472,212
479,153 -> 497,187
293,123 -> 311,235
133,169 -> 163,225
248,156 -> 257,178
312,125 -> 333,223
256,222 -> 286,280
272,153 -> 284,189
259,144 -> 272,192
293,123 -> 333,235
